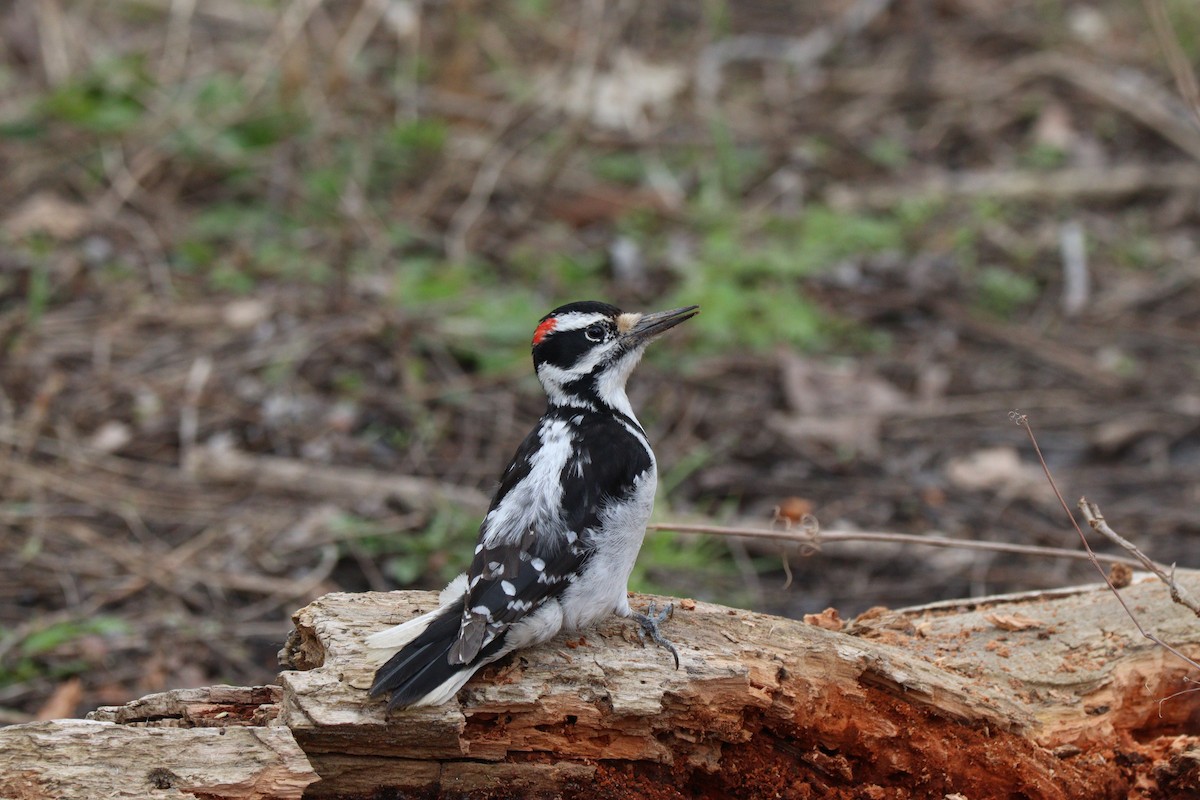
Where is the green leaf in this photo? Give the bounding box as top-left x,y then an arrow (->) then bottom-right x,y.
19,616 -> 130,657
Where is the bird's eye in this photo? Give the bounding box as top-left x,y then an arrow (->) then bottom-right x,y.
585,324 -> 607,342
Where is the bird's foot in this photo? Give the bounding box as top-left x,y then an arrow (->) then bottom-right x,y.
632,600 -> 680,669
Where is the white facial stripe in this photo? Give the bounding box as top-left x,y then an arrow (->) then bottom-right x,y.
537,339 -> 621,384
537,362 -> 578,389
545,311 -> 609,334
616,312 -> 641,334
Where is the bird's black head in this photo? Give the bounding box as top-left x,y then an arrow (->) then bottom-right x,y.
530,301 -> 698,412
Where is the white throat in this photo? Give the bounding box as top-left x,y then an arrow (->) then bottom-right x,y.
595,348 -> 643,420
536,345 -> 646,421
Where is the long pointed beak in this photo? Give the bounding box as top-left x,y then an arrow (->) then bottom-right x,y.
621,305 -> 700,347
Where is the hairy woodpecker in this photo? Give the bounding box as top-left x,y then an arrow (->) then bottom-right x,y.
367,300 -> 699,710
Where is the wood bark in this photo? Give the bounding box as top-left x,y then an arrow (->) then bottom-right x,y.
2,573 -> 1198,799
0,693 -> 317,800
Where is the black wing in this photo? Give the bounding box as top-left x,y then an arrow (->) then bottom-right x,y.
447,410 -> 652,664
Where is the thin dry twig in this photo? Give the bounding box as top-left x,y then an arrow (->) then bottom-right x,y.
187,440 -> 489,511
179,356 -> 213,474
696,0 -> 894,111
948,51 -> 1200,164
933,300 -> 1124,390
1144,0 -> 1200,132
515,0 -> 640,227
1078,498 -> 1200,618
240,0 -> 327,104
332,0 -> 391,85
444,142 -> 518,264
648,522 -> 1142,568
34,0 -> 72,85
159,0 -> 197,86
1011,411 -> 1200,674
827,162 -> 1200,210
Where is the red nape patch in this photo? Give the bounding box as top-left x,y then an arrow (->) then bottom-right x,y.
532,318 -> 557,345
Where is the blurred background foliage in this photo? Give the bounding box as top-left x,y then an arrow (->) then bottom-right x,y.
2,0 -> 1200,719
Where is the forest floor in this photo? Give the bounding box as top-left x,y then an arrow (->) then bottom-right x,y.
1,0 -> 1198,723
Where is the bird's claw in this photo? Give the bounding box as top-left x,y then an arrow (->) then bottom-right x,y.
632,600 -> 680,669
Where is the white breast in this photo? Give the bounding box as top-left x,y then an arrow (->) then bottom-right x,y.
556,462 -> 657,631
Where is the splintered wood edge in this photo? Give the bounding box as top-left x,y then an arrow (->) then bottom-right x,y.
848,571 -> 1200,746
0,719 -> 318,800
88,685 -> 282,727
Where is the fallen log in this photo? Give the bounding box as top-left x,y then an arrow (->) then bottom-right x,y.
0,705 -> 318,800
2,573 -> 1198,798
275,575 -> 1200,798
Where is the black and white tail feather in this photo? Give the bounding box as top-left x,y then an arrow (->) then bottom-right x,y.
367,301 -> 697,710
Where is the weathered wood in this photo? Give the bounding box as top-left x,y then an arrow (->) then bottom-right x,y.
5,574 -> 1198,799
846,578 -> 1200,749
89,684 -> 282,728
0,718 -> 318,800
275,572 -> 1200,799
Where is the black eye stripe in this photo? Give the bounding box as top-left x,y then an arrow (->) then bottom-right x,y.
532,315 -> 618,372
